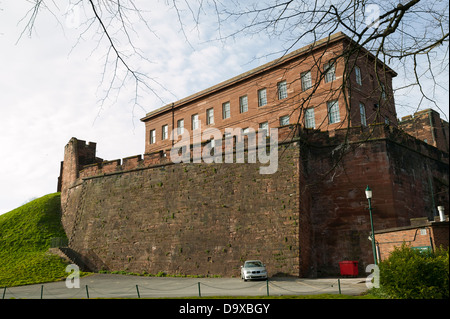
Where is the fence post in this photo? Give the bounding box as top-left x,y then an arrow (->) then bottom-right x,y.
136,285 -> 141,299
40,285 -> 44,299
2,287 -> 6,299
338,278 -> 341,294
85,285 -> 90,299
198,282 -> 201,297
266,279 -> 269,296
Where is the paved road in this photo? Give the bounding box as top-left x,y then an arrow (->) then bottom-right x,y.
2,274 -> 368,299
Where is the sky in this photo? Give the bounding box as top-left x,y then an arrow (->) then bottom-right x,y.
0,1 -> 448,215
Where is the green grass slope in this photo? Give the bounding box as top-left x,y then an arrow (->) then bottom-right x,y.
0,193 -> 70,287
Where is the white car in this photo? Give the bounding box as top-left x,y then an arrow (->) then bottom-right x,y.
240,260 -> 268,281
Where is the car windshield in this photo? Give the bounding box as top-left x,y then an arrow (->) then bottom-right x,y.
245,261 -> 263,268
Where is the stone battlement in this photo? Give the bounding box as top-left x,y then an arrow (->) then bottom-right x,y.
77,124 -> 301,180
75,123 -> 448,182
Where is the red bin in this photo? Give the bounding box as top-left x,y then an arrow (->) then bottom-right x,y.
339,261 -> 358,276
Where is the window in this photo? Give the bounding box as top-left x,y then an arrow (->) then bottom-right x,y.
324,61 -> 336,83
177,119 -> 184,135
259,121 -> 269,131
355,66 -> 362,85
258,88 -> 267,107
206,108 -> 214,125
191,114 -> 199,130
301,71 -> 312,91
327,100 -> 340,124
360,103 -> 367,126
239,95 -> 248,113
222,102 -> 231,119
381,83 -> 386,100
277,80 -> 288,99
304,108 -> 315,129
242,127 -> 250,135
279,115 -> 289,126
150,129 -> 156,144
162,124 -> 168,140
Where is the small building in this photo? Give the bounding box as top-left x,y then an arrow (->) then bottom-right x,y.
375,215 -> 449,261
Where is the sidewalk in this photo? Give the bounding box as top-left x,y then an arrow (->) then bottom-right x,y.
2,274 -> 368,299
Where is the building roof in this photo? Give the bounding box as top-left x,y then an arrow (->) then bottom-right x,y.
141,31 -> 397,122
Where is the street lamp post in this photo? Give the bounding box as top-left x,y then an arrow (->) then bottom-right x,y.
365,185 -> 377,265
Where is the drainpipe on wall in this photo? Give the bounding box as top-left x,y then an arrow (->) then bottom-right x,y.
428,110 -> 437,147
426,164 -> 437,220
171,103 -> 175,148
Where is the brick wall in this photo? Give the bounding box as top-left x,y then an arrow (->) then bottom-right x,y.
376,221 -> 449,261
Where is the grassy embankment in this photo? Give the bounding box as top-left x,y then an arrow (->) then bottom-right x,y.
0,193 -> 71,287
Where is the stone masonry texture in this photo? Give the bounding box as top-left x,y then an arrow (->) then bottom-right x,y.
60,124 -> 449,277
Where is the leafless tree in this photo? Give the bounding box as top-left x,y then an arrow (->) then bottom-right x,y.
15,0 -> 448,120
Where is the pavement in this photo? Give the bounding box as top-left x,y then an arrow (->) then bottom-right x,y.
2,274 -> 368,299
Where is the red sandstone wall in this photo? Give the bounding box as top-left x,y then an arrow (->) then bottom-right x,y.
399,109 -> 450,153
63,142 -> 306,277
300,125 -> 449,276
59,125 -> 448,277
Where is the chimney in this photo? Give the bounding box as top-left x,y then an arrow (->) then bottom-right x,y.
437,206 -> 446,222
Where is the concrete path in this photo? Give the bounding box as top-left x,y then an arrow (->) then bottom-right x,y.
2,274 -> 368,299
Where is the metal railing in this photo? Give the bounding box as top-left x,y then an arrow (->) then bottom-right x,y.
1,278 -> 360,299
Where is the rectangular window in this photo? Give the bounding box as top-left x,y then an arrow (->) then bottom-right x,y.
258,88 -> 267,107
206,108 -> 214,125
242,127 -> 250,135
239,95 -> 248,113
355,66 -> 362,85
381,83 -> 386,100
259,121 -> 269,132
360,103 -> 367,126
150,129 -> 156,144
327,100 -> 340,124
301,71 -> 312,91
324,61 -> 336,83
304,108 -> 315,129
162,124 -> 168,140
277,80 -> 288,100
177,119 -> 184,135
279,115 -> 289,126
222,102 -> 231,119
191,114 -> 199,130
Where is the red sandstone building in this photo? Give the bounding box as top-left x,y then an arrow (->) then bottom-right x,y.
141,32 -> 398,155
58,32 -> 449,277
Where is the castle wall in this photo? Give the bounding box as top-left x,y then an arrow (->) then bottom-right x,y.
62,140 -> 309,277
60,125 -> 448,277
301,125 -> 449,276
